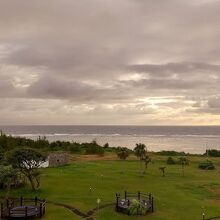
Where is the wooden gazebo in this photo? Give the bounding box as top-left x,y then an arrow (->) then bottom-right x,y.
1,197 -> 46,219
115,191 -> 154,215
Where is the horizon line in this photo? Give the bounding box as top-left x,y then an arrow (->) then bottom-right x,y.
1,124 -> 220,127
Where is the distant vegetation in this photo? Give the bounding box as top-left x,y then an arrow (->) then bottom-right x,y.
0,131 -> 218,159
155,151 -> 188,156
204,149 -> 220,157
0,132 -> 115,156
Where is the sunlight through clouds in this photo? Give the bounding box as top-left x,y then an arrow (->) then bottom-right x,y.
0,0 -> 220,124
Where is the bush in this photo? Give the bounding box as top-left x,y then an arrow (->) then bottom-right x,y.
84,141 -> 104,156
198,160 -> 215,170
128,199 -> 146,215
68,144 -> 82,153
167,157 -> 176,165
116,147 -> 130,160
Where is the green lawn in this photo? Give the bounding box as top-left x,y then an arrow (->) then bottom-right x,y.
2,156 -> 220,220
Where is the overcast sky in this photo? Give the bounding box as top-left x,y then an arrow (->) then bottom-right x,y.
1,0 -> 220,125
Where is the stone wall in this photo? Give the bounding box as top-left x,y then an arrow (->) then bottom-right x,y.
48,152 -> 69,167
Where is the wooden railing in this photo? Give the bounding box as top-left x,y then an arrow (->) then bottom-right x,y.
1,197 -> 46,219
115,191 -> 154,214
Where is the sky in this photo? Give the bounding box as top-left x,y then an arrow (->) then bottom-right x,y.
1,0 -> 220,125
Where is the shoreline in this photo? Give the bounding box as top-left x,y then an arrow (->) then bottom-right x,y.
5,134 -> 218,154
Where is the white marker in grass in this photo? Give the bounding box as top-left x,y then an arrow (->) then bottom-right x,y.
97,198 -> 101,210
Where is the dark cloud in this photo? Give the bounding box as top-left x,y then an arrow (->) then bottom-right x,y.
1,0 -> 220,124
208,97 -> 220,109
128,63 -> 220,76
0,76 -> 21,98
28,76 -> 96,99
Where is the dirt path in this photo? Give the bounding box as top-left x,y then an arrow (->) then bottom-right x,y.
70,154 -> 137,162
48,200 -> 114,220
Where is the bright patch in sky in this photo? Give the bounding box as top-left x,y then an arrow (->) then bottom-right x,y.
0,0 -> 220,125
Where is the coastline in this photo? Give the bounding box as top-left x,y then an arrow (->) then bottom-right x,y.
1,125 -> 220,154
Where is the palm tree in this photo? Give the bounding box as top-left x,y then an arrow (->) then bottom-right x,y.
179,157 -> 189,177
116,147 -> 130,173
134,143 -> 146,174
143,155 -> 152,173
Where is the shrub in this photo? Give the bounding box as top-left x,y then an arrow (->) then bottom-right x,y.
167,156 -> 176,165
68,145 -> 81,153
128,199 -> 146,215
85,142 -> 104,156
198,160 -> 215,170
116,147 -> 129,160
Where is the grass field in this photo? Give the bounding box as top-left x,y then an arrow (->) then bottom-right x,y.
1,155 -> 220,220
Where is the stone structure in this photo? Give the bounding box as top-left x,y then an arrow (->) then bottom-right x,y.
48,152 -> 69,167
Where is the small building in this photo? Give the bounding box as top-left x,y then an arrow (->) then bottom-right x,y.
48,152 -> 69,167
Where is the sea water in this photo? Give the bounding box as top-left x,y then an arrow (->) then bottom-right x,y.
1,125 -> 220,154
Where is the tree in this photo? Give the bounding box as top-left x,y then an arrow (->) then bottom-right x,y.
134,143 -> 146,174
167,156 -> 176,165
0,166 -> 18,200
159,167 -> 166,177
116,147 -> 130,160
6,147 -> 46,191
179,157 -> 189,177
103,143 -> 109,149
143,155 -> 152,173
134,143 -> 146,159
116,147 -> 130,173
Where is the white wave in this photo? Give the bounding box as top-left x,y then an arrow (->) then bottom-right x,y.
8,133 -> 220,139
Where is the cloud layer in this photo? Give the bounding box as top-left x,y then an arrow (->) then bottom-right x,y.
1,0 -> 220,124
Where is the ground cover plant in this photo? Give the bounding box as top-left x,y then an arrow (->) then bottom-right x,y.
198,160 -> 215,170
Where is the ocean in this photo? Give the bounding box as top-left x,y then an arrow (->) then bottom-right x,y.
1,125 -> 220,154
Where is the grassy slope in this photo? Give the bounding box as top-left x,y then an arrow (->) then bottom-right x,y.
2,155 -> 220,220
